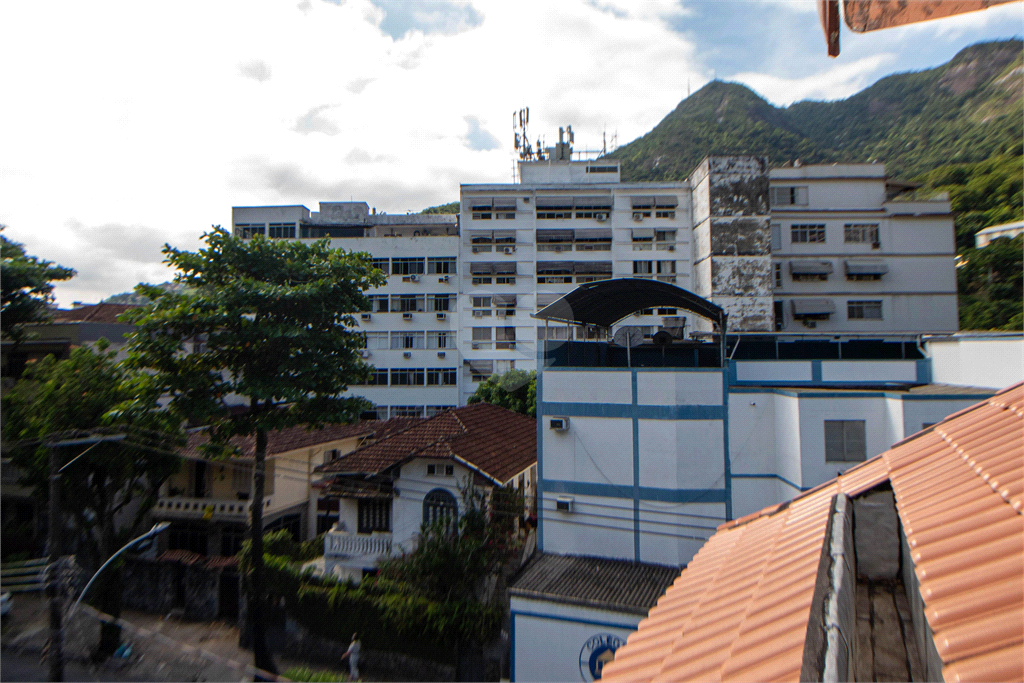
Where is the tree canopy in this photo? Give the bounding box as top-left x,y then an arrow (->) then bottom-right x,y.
421,201 -> 459,214
2,339 -> 182,654
467,369 -> 536,417
0,230 -> 75,343
121,226 -> 386,673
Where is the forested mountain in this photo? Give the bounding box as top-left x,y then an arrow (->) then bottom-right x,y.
608,39 -> 1022,182
606,39 -> 1022,330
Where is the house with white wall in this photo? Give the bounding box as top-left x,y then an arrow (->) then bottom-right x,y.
312,402 -> 536,583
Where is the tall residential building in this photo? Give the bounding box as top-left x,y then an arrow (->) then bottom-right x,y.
233,144 -> 958,413
231,202 -> 460,419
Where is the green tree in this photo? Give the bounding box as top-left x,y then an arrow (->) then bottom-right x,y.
956,235 -> 1024,330
2,339 -> 181,655
421,201 -> 459,214
1,229 -> 76,344
467,369 -> 536,417
120,227 -> 385,674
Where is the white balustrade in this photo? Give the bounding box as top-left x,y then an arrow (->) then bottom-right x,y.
324,532 -> 393,558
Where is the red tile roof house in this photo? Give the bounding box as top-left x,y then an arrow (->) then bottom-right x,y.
312,402 -> 537,583
601,383 -> 1024,683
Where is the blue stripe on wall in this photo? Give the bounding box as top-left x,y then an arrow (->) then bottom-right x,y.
541,479 -> 727,503
540,402 -> 726,420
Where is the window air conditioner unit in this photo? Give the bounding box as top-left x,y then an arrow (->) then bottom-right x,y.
403,274 -> 419,282
360,313 -> 372,321
403,312 -> 414,320
549,417 -> 569,431
403,351 -> 412,358
496,310 -> 507,318
554,245 -> 563,253
436,312 -> 447,321
359,350 -> 371,358
437,351 -> 446,358
472,246 -> 479,253
803,320 -> 817,328
555,495 -> 574,512
633,212 -> 644,222
473,310 -> 484,317
503,246 -> 516,255
667,245 -> 675,251
438,276 -> 449,283
595,213 -> 608,222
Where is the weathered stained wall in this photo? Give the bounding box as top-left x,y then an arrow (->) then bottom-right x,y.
689,155 -> 773,332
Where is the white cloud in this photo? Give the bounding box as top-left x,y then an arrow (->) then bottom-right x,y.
237,59 -> 273,83
731,52 -> 898,105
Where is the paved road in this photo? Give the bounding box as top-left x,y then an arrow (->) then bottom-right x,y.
0,650 -> 135,682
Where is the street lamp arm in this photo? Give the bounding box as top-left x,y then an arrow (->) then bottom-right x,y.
70,522 -> 171,617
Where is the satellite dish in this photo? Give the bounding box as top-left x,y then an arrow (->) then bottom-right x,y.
613,327 -> 644,348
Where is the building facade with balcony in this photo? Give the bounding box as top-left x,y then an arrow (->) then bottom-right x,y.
313,402 -> 536,583
232,203 -> 461,420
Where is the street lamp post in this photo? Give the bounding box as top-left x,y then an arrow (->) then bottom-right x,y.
71,522 -> 171,618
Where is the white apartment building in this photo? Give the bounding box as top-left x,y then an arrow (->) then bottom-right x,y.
232,202 -> 460,419
769,163 -> 958,333
459,159 -> 690,403
233,147 -> 959,413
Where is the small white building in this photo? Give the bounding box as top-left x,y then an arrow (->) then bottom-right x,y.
313,402 -> 537,583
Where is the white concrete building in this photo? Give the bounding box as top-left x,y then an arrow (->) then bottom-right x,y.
232,203 -> 460,419
769,163 -> 958,333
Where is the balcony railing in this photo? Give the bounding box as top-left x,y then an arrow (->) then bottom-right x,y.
324,531 -> 393,558
154,495 -> 268,520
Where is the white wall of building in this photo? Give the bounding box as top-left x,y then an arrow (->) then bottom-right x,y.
511,596 -> 643,683
926,335 -> 1024,390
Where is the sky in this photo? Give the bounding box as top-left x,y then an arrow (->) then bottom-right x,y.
1,0 -> 1021,307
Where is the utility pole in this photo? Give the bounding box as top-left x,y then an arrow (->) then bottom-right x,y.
47,439 -> 64,682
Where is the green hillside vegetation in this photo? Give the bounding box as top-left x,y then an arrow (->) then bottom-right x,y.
422,201 -> 459,214
956,235 -> 1023,331
608,39 -> 1022,182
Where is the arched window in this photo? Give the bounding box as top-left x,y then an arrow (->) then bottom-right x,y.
423,488 -> 458,528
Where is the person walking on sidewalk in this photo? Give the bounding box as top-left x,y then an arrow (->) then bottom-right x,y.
340,632 -> 361,680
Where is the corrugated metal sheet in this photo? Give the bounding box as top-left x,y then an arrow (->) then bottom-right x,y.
602,383 -> 1023,683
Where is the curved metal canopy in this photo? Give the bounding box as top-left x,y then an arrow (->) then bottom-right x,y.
533,278 -> 727,331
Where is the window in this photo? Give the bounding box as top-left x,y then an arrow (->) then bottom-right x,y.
495,327 -> 516,350
471,327 -> 492,349
847,300 -> 883,320
537,326 -> 570,341
774,301 -> 785,330
770,186 -> 809,207
232,463 -> 252,493
429,294 -> 454,312
468,360 -> 493,382
368,295 -> 389,313
428,257 -> 457,274
493,199 -> 517,220
221,524 -> 246,556
655,210 -> 676,219
471,232 -> 493,252
586,165 -> 617,174
235,224 -> 265,238
358,499 -> 391,534
393,294 -> 425,312
655,230 -> 677,249
427,368 -> 458,386
633,261 -> 653,275
268,223 -> 295,239
391,257 -> 425,275
775,263 -> 783,288
364,369 -> 389,386
427,331 -> 454,349
537,262 -> 573,284
656,308 -> 677,315
656,261 -> 675,275
536,197 -> 574,220
791,224 -> 826,243
844,224 -> 880,245
423,488 -> 458,528
472,296 -> 492,308
770,223 -> 782,252
495,359 -> 515,374
426,405 -> 455,417
391,331 -> 425,349
825,420 -> 866,462
390,406 -> 423,418
493,230 -> 516,245
364,332 -> 389,350
494,294 -> 517,309
371,257 -> 389,272
495,276 -> 516,285
426,464 -> 455,477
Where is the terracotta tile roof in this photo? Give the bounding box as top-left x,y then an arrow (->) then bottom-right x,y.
157,549 -> 238,570
314,403 -> 536,484
509,554 -> 680,615
602,383 -> 1024,683
183,422 -> 377,460
52,303 -> 138,323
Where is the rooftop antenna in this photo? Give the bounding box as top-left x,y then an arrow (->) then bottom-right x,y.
612,326 -> 644,368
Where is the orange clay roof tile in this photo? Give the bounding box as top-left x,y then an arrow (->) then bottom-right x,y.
601,382 -> 1023,683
